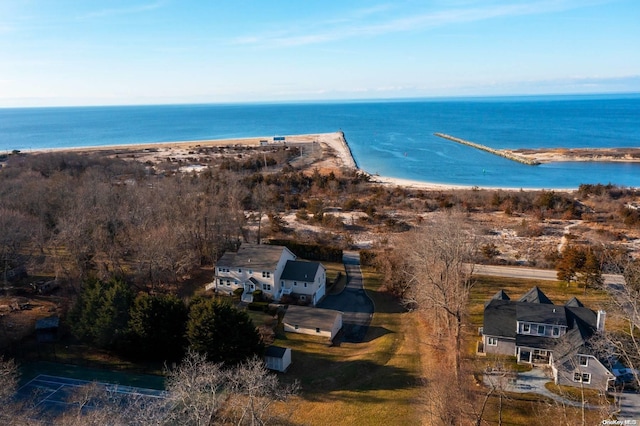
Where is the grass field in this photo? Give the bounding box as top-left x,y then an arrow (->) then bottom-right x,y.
270,266 -> 424,426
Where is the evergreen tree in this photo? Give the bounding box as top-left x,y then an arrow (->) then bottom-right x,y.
128,293 -> 188,361
186,297 -> 263,365
69,277 -> 133,349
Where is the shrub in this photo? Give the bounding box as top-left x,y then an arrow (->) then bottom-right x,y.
248,302 -> 269,312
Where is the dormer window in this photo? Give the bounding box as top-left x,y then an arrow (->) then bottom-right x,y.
523,323 -> 530,333
579,356 -> 588,367
537,325 -> 545,335
553,327 -> 559,336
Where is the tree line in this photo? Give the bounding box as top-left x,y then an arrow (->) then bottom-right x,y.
69,278 -> 263,364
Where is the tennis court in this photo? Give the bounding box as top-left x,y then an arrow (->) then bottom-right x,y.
16,374 -> 168,420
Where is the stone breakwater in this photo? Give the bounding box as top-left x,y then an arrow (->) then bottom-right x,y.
434,133 -> 541,166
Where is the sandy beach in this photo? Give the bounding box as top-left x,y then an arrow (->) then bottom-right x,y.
26,132 -> 579,191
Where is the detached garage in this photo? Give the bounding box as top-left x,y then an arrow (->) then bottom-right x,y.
283,305 -> 343,341
264,346 -> 292,373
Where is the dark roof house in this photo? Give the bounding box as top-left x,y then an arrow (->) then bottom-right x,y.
482,287 -> 613,390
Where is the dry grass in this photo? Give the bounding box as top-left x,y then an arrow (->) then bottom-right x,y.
468,275 -> 613,330
464,274 -> 617,425
270,267 -> 424,426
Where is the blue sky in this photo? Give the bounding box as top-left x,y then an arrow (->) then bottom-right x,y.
1,0 -> 639,106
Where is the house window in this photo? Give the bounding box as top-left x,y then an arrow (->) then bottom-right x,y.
261,271 -> 271,278
262,284 -> 271,291
316,327 -> 320,333
294,325 -> 299,330
294,282 -> 297,286
226,280 -> 230,286
238,269 -> 242,273
219,279 -> 224,285
553,327 -> 559,336
304,283 -> 307,288
218,267 -> 223,272
573,373 -> 591,384
249,270 -> 253,275
579,356 -> 588,367
537,325 -> 545,335
487,337 -> 498,346
523,323 -> 530,333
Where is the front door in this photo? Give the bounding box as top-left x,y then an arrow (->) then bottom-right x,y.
519,349 -> 532,363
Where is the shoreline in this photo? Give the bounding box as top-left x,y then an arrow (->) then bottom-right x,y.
18,132 -> 598,192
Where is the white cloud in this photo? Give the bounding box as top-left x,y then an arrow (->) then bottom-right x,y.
76,1 -> 167,20
231,0 -> 614,48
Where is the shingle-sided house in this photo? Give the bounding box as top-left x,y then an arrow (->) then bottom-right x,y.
482,287 -> 614,390
207,243 -> 327,305
283,305 -> 343,341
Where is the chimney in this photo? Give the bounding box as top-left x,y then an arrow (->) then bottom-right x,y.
597,310 -> 606,332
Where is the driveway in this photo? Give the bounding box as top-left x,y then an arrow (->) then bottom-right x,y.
318,250 -> 373,343
613,391 -> 640,419
484,368 -> 603,409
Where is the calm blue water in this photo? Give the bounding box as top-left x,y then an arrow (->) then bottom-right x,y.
1,94 -> 640,189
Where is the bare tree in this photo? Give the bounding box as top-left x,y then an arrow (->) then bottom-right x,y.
226,356 -> 299,426
0,356 -> 19,405
397,212 -> 476,381
164,349 -> 228,426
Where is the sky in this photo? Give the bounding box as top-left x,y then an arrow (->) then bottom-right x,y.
1,0 -> 639,107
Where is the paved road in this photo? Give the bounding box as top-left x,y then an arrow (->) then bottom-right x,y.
318,251 -> 373,343
472,264 -> 624,285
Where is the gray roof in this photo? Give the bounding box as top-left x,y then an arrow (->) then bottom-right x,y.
516,334 -> 559,350
518,286 -> 553,304
516,303 -> 567,326
565,297 -> 585,308
484,287 -> 599,343
284,305 -> 341,330
216,244 -> 294,270
485,290 -> 510,308
483,300 -> 517,338
265,345 -> 289,359
280,260 -> 323,282
36,316 -> 59,330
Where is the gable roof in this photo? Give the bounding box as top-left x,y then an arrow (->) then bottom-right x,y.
485,289 -> 510,308
283,305 -> 341,330
216,244 -> 294,270
518,286 -> 553,304
483,299 -> 517,338
516,303 -> 567,326
265,345 -> 289,359
565,297 -> 585,308
281,260 -> 323,282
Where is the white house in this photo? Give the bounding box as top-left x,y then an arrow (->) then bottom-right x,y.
283,305 -> 343,341
280,260 -> 326,306
264,346 -> 292,372
208,243 -> 327,305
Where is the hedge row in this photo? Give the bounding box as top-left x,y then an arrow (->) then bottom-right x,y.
268,240 -> 343,263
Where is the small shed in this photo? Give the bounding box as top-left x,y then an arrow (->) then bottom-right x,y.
36,316 -> 60,343
283,305 -> 343,341
264,346 -> 292,373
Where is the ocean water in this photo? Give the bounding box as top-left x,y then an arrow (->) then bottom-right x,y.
1,94 -> 639,189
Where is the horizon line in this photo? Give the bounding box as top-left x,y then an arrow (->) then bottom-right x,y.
2,91 -> 640,110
